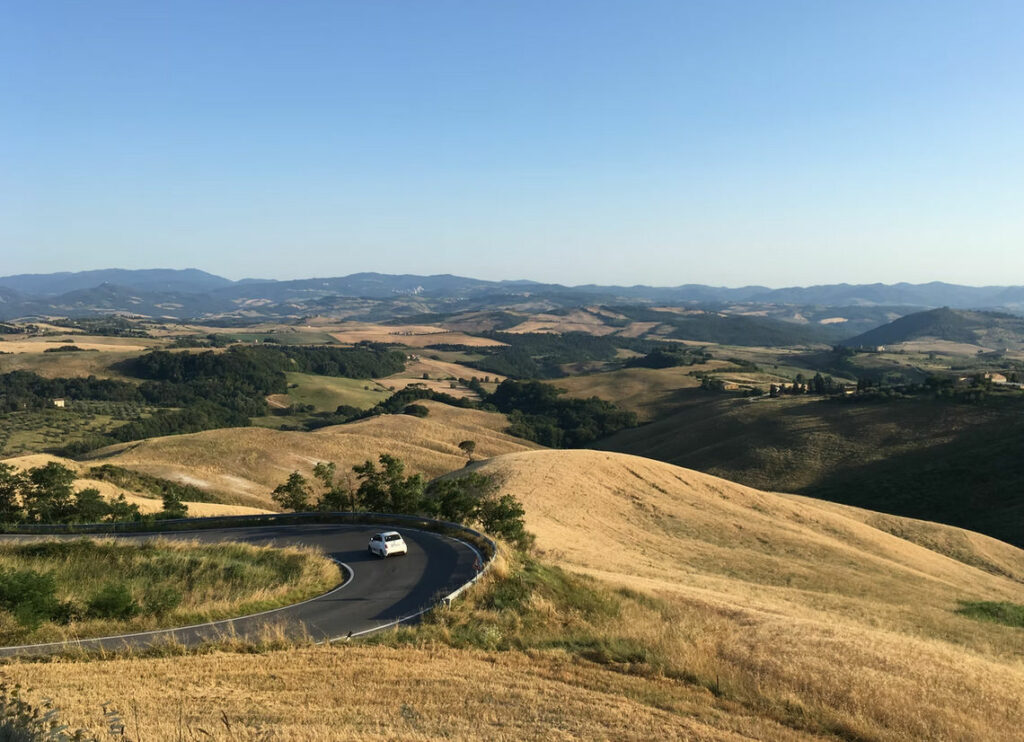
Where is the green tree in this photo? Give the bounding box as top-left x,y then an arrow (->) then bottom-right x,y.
22,462 -> 76,522
108,494 -> 143,521
313,461 -> 353,511
353,455 -> 425,514
271,471 -> 312,512
0,463 -> 25,522
457,440 -> 477,460
72,487 -> 110,523
160,491 -> 188,519
424,473 -> 496,523
478,494 -> 531,549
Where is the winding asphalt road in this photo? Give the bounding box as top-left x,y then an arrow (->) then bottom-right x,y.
0,524 -> 481,657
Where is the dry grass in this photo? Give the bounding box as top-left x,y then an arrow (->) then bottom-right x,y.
83,401 -> 540,507
503,309 -> 619,335
5,448 -> 1024,739
1,645 -> 810,741
0,336 -> 151,354
460,450 -> 1024,740
328,322 -> 505,348
891,338 -> 991,355
549,362 -> 731,420
375,355 -> 504,399
0,454 -> 272,516
0,348 -> 142,379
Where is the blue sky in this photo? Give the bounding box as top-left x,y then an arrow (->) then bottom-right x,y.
2,1 -> 1022,287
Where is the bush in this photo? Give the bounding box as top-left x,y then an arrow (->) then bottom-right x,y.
0,569 -> 62,628
478,494 -> 532,550
402,404 -> 430,417
86,583 -> 139,620
143,584 -> 183,617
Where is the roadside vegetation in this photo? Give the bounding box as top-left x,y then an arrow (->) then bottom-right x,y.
270,456 -> 531,549
0,538 -> 340,646
0,460 -> 186,524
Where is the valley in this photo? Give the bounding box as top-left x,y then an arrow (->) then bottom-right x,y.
1,271 -> 1023,739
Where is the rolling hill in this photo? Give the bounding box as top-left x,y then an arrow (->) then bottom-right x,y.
11,448 -> 1024,740
597,392 -> 1024,547
3,269 -> 1024,322
842,306 -> 1024,350
83,401 -> 541,507
0,453 -> 270,517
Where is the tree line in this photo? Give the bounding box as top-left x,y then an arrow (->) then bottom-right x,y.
270,455 -> 531,549
344,379 -> 639,449
464,332 -> 660,379
2,343 -> 407,454
0,461 -> 187,524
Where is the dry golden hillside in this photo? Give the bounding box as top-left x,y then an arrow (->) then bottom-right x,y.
548,361 -> 730,420
0,453 -> 271,517
85,401 -> 540,507
5,449 -> 1024,740
463,450 -> 1024,740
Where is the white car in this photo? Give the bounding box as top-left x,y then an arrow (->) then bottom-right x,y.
368,531 -> 408,558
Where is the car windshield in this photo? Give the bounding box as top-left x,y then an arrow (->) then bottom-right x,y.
385,534 -> 401,542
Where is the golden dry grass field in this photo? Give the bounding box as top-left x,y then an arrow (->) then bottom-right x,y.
4,449 -> 1022,740
375,356 -> 505,398
548,361 -> 731,420
0,347 -> 144,379
328,322 -> 506,348
83,402 -> 540,507
0,336 -> 152,354
503,308 -> 619,335
0,453 -> 271,516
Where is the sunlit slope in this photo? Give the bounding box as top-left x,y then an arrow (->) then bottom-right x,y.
6,646 -> 802,742
597,394 -> 1024,547
0,453 -> 271,516
466,449 -> 1024,740
87,402 -> 540,507
471,449 -> 1024,614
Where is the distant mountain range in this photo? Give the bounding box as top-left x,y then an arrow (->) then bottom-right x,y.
1,268 -> 1023,326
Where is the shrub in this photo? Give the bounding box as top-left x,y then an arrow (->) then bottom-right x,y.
143,585 -> 183,617
87,583 -> 139,620
0,569 -> 62,628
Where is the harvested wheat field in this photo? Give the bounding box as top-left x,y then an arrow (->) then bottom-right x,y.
2,645 -> 807,741
328,322 -> 505,348
85,402 -> 540,507
503,308 -> 619,335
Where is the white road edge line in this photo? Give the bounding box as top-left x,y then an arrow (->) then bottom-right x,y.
325,533 -> 488,642
0,559 -> 354,653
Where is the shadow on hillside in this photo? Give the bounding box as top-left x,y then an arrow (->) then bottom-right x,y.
807,413 -> 1024,548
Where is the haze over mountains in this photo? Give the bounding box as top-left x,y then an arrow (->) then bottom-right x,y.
2,268 -> 1024,326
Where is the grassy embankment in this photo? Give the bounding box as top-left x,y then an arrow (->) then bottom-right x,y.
0,538 -> 340,646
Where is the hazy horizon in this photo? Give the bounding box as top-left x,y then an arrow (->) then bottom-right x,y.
2,265 -> 1023,293
4,2 -> 1022,287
